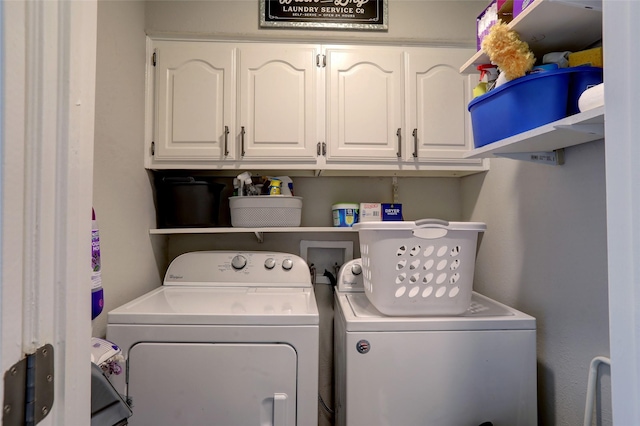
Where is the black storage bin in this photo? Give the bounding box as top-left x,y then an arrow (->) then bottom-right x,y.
155,176 -> 225,228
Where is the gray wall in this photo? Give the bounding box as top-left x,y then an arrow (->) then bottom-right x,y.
145,0 -> 478,45
93,1 -> 612,425
93,0 -> 166,337
167,176 -> 463,259
462,142 -> 611,426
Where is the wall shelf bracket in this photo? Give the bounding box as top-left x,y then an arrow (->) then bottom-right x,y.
554,123 -> 604,138
494,149 -> 565,165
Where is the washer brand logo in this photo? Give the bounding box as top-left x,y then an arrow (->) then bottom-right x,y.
356,339 -> 370,354
168,274 -> 183,280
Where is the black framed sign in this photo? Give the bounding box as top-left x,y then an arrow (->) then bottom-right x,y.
260,0 -> 388,31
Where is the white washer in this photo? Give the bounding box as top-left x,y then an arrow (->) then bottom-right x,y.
107,251 -> 319,426
334,259 -> 537,426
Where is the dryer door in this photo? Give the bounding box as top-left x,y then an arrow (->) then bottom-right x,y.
127,342 -> 297,426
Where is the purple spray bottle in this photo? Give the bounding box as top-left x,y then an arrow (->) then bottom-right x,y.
91,208 -> 104,319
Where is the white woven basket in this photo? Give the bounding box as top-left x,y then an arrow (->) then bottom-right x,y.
354,219 -> 486,316
229,196 -> 302,227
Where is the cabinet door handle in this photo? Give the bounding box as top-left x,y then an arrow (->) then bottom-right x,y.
224,125 -> 229,157
396,128 -> 402,158
412,128 -> 418,158
241,126 -> 246,157
322,142 -> 326,156
317,142 -> 321,156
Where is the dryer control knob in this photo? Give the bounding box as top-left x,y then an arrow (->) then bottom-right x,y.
351,264 -> 362,275
231,255 -> 247,270
264,258 -> 276,270
282,258 -> 294,270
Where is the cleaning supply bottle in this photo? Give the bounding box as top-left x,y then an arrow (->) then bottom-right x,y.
473,64 -> 499,98
91,208 -> 104,319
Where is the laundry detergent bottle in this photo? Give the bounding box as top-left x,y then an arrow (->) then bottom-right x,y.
91,208 -> 104,319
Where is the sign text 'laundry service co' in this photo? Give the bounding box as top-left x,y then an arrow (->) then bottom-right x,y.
259,0 -> 388,30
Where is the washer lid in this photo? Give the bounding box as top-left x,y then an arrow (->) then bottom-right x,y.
107,286 -> 319,325
336,291 -> 535,332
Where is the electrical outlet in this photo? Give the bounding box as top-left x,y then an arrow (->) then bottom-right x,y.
300,240 -> 353,285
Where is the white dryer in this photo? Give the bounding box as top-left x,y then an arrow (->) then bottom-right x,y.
107,251 -> 319,426
334,259 -> 537,426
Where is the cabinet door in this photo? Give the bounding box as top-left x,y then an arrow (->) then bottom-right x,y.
326,46 -> 404,161
153,40 -> 235,161
406,47 -> 477,160
238,44 -> 320,162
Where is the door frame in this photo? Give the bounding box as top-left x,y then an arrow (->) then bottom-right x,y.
1,0 -> 97,424
604,1 -> 640,424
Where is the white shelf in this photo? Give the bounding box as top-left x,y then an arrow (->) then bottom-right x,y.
461,0 -> 602,74
150,227 -> 356,235
463,106 -> 604,159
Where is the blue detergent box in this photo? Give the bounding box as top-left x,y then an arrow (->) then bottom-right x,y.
468,66 -> 603,148
382,204 -> 403,221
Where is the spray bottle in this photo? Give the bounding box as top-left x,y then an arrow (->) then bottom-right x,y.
92,208 -> 104,319
473,64 -> 499,98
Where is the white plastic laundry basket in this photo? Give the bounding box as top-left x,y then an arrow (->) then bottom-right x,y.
353,219 -> 486,316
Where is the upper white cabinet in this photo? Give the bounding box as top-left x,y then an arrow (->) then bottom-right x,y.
151,40 -> 235,162
238,44 -> 320,163
324,45 -> 481,166
406,47 -> 477,161
145,38 -> 488,175
148,40 -> 319,167
325,46 -> 404,161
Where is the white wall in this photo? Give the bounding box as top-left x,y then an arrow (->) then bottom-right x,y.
93,0 -> 166,337
462,142 -> 611,425
92,1 -> 612,425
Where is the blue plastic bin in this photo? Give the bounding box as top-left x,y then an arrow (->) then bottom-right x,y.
468,66 -> 603,148
567,67 -> 603,114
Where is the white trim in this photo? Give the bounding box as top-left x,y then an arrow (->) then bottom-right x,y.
1,0 -> 28,399
604,1 -> 640,424
55,1 -> 97,423
1,0 -> 96,424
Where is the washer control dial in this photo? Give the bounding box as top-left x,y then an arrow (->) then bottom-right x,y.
351,263 -> 362,275
282,258 -> 294,271
264,257 -> 276,270
231,255 -> 247,270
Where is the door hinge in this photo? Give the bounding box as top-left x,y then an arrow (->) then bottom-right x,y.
152,51 -> 157,67
3,344 -> 55,426
151,141 -> 155,156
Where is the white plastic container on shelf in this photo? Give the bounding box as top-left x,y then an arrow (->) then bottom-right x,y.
229,196 -> 303,227
353,219 -> 486,316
